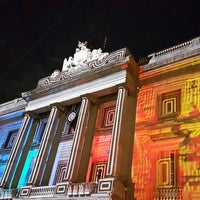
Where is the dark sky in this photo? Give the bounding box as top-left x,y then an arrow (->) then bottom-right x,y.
0,0 -> 199,104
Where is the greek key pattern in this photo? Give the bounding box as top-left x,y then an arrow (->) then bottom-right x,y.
37,48 -> 127,88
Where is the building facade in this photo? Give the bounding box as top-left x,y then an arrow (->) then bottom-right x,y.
0,37 -> 200,200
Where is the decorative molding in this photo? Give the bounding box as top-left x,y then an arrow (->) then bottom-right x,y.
20,186 -> 32,197
55,182 -> 69,195
0,98 -> 26,117
103,107 -> 115,128
98,177 -> 125,199
53,160 -> 68,185
95,101 -> 116,130
90,162 -> 107,182
19,183 -> 97,198
144,36 -> 200,71
36,46 -> 127,88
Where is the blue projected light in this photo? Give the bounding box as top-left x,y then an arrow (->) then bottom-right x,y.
0,146 -> 15,182
17,148 -> 38,188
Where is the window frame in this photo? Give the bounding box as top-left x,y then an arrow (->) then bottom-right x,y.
159,90 -> 181,119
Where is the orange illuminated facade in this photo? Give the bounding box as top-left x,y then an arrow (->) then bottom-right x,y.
0,37 -> 200,200
133,37 -> 200,200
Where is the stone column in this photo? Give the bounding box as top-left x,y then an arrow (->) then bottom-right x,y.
98,86 -> 137,200
64,97 -> 94,182
28,104 -> 65,186
0,112 -> 37,188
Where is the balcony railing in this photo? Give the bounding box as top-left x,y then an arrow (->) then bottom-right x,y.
154,187 -> 183,200
66,182 -> 97,197
19,182 -> 97,198
0,189 -> 18,199
29,185 -> 56,198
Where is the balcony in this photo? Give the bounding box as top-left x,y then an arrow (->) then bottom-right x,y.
0,188 -> 18,199
154,187 -> 183,200
19,182 -> 98,199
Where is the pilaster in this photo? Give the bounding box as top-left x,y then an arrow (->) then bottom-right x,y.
64,97 -> 94,182
28,104 -> 65,186
0,112 -> 37,188
98,86 -> 137,199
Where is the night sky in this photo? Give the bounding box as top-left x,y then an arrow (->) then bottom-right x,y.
0,0 -> 199,104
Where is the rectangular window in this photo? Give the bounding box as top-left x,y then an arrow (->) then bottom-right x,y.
61,104 -> 79,140
156,151 -> 176,188
4,130 -> 18,149
159,90 -> 180,118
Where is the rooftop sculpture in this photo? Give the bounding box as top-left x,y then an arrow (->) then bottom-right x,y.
62,41 -> 109,71
36,42 -> 127,88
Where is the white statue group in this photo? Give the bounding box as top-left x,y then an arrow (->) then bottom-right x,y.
62,41 -> 108,71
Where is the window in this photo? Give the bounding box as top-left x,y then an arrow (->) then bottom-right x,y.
4,130 -> 18,149
90,162 -> 107,182
156,151 -> 176,188
159,90 -> 180,118
32,120 -> 47,145
62,106 -> 78,140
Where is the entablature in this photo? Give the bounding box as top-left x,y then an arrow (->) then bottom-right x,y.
22,44 -> 139,113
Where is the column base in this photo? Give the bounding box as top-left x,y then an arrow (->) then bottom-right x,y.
97,177 -> 134,200
19,185 -> 32,197
55,182 -> 70,195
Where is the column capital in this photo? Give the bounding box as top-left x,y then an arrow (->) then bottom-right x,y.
118,85 -> 126,90
24,111 -> 40,119
50,103 -> 65,112
118,84 -> 132,95
81,95 -> 98,104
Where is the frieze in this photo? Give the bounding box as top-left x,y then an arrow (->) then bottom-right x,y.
37,42 -> 127,88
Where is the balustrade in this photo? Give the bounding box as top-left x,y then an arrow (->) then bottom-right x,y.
29,186 -> 56,198
19,182 -> 97,198
154,187 -> 183,200
0,189 -> 17,199
67,182 -> 97,197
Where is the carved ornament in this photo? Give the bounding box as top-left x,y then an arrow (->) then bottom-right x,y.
37,42 -> 126,88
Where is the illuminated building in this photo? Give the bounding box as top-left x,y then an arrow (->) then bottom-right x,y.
0,37 -> 200,200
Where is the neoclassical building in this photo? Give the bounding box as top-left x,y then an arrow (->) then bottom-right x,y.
0,37 -> 200,200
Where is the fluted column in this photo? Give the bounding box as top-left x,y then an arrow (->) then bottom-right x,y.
28,104 -> 65,186
0,112 -> 37,188
107,86 -> 128,177
64,97 -> 92,182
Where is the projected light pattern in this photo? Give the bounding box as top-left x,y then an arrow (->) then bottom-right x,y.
49,106 -> 78,185
133,68 -> 200,199
0,154 -> 10,181
86,101 -> 115,182
87,134 -> 111,182
17,148 -> 38,188
0,113 -> 23,184
48,139 -> 73,185
17,118 -> 47,188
